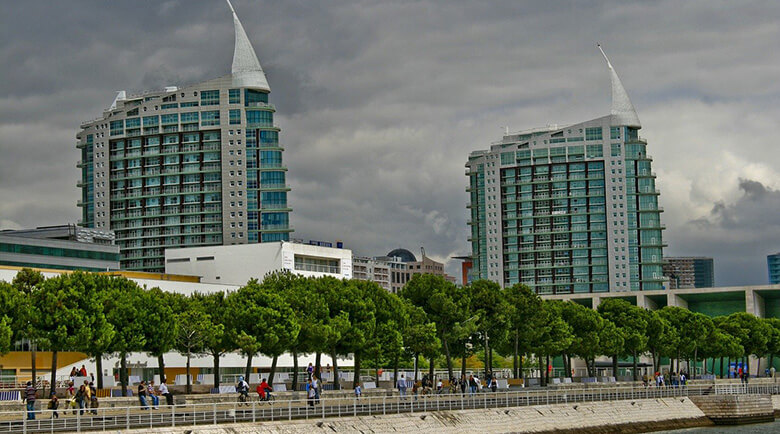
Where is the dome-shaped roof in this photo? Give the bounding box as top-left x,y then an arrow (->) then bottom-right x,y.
387,248 -> 417,262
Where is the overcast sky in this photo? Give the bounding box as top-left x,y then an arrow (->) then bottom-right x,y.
1,0 -> 778,286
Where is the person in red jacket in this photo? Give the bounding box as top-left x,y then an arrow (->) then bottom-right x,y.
256,378 -> 271,401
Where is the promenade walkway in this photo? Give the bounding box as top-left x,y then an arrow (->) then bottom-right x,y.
3,383 -> 779,433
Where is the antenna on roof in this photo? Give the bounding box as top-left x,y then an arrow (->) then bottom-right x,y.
502,126 -> 509,135
597,43 -> 611,68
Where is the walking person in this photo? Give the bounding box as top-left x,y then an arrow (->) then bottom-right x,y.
354,382 -> 362,399
460,374 -> 467,396
24,381 -> 37,420
396,374 -> 407,399
159,378 -> 173,406
75,383 -> 87,415
468,375 -> 477,397
89,381 -> 99,415
307,379 -> 316,407
47,392 -> 59,419
312,375 -> 320,404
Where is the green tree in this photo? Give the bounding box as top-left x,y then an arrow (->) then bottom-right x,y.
286,276 -> 330,391
560,301 -> 602,378
35,272 -> 115,393
11,269 -> 45,386
257,272 -> 300,386
402,302 -> 440,382
0,281 -> 23,356
142,287 -> 177,386
104,276 -> 148,396
362,281 -> 407,386
598,299 -> 647,381
530,300 -> 573,386
193,291 -> 232,389
643,309 -> 673,374
500,284 -> 543,379
401,274 -> 470,380
597,320 -> 624,377
311,276 -> 350,389
175,302 -> 220,394
468,280 -> 508,378
764,318 -> 780,372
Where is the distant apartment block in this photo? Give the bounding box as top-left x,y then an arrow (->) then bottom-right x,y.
0,224 -> 119,271
466,48 -> 665,293
353,248 -> 456,293
662,257 -> 714,289
769,253 -> 780,285
77,3 -> 292,272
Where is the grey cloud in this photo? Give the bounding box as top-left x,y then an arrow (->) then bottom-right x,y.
2,0 -> 780,283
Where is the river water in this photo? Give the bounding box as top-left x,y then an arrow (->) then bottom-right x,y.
661,420 -> 780,433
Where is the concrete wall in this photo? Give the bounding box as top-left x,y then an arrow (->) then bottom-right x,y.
131,397 -> 711,434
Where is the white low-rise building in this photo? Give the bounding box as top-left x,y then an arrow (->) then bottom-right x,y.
164,241 -> 352,286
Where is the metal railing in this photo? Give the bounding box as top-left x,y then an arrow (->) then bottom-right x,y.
4,384 -> 780,433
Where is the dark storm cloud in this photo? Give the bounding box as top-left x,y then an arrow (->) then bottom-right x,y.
1,0 -> 779,284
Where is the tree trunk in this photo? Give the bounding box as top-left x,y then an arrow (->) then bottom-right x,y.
484,333 -> 490,378
212,353 -> 220,390
375,353 -> 380,385
120,353 -> 128,397
392,354 -> 399,388
96,354 -> 103,389
538,356 -> 545,387
720,357 -> 724,379
632,351 -> 638,382
269,355 -> 278,386
545,355 -> 551,385
158,354 -> 166,388
331,350 -> 340,390
353,352 -> 361,389
428,354 -> 434,382
244,353 -> 253,385
612,355 -> 618,379
568,354 -> 573,378
443,338 -> 454,381
31,346 -> 37,387
519,353 -> 524,381
513,333 -> 519,379
460,353 -> 467,380
755,356 -> 760,378
414,354 -> 419,382
186,349 -> 192,394
291,349 -> 299,392
651,351 -> 657,377
314,352 -> 321,379
49,350 -> 58,396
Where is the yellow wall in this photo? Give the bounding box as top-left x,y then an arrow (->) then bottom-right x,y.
0,351 -> 88,378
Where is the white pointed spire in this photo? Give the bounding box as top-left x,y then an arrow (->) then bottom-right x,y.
598,44 -> 640,127
227,0 -> 270,91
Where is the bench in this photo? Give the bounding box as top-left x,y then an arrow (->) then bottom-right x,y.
197,374 -> 214,385
496,379 -> 509,389
552,378 -> 561,385
563,378 -> 572,384
581,377 -> 597,383
210,386 -> 237,394
128,376 -> 141,386
95,389 -> 112,398
174,375 -> 192,386
0,391 -> 20,401
111,389 -> 133,397
363,382 -> 376,389
272,384 -> 287,392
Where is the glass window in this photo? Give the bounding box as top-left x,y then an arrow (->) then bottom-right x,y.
585,127 -> 603,141
229,89 -> 241,104
610,127 -> 621,140
246,110 -> 273,127
142,115 -> 159,127
109,120 -> 124,136
181,112 -> 199,123
229,109 -> 241,125
244,89 -> 268,106
200,90 -> 220,106
201,110 -> 220,126
161,114 -> 178,125
125,118 -> 140,128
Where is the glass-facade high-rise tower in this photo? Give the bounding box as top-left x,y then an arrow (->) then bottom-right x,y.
77,2 -> 292,272
466,48 -> 665,293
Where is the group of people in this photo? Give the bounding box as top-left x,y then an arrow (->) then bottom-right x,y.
236,376 -> 273,403
394,373 -> 500,400
642,371 -> 689,388
137,378 -> 173,409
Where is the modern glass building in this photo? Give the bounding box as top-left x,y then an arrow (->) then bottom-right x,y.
76,2 -> 292,272
0,224 -> 119,271
769,253 -> 780,285
466,48 -> 665,293
662,257 -> 714,289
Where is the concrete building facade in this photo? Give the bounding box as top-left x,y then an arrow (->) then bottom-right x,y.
164,241 -> 353,286
466,48 -> 665,293
662,256 -> 714,289
77,2 -> 292,273
0,224 -> 119,271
